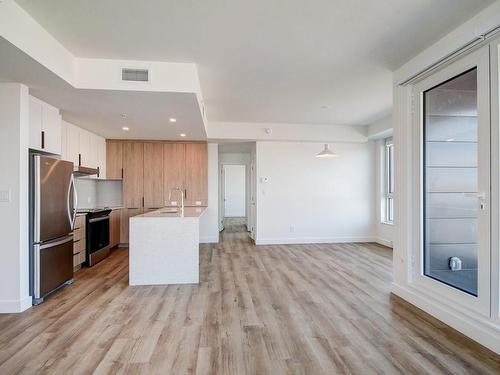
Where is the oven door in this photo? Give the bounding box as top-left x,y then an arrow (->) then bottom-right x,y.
87,215 -> 110,266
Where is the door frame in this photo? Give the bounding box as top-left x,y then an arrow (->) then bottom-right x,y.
222,163 -> 247,218
490,35 -> 500,324
411,45 -> 491,317
218,161 -> 250,232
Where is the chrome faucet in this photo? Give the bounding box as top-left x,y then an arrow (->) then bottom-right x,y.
168,187 -> 184,215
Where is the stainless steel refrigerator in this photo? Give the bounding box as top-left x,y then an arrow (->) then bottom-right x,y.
29,154 -> 77,305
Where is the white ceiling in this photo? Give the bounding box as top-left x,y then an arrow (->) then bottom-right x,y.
0,37 -> 206,140
15,0 -> 493,126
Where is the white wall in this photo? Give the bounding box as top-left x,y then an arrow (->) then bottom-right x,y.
255,141 -> 374,244
367,115 -> 392,139
224,164 -> 246,217
199,143 -> 219,243
208,121 -> 367,143
0,83 -> 31,313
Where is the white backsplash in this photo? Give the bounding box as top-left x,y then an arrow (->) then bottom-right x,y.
75,178 -> 122,208
97,180 -> 123,207
75,179 -> 97,208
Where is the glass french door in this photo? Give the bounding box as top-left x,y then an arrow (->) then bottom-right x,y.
414,45 -> 490,315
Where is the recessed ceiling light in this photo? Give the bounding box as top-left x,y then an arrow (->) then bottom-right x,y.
122,126 -> 130,131
169,118 -> 177,123
180,133 -> 186,137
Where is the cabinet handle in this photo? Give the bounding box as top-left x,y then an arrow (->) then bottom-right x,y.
41,131 -> 45,149
97,166 -> 100,178
185,189 -> 187,199
121,168 -> 124,179
78,153 -> 81,167
142,197 -> 145,207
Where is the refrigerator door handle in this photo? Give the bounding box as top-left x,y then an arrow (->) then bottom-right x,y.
72,175 -> 78,228
67,175 -> 73,229
67,174 -> 78,230
39,234 -> 74,250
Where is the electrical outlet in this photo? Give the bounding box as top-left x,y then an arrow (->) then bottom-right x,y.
0,189 -> 11,203
290,226 -> 295,233
195,201 -> 202,206
171,201 -> 178,206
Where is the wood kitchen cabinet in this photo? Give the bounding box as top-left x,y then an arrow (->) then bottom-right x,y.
184,143 -> 208,206
73,215 -> 86,270
107,140 -> 208,243
106,141 -> 123,179
109,209 -> 121,248
123,142 -> 144,208
120,208 -> 143,243
144,143 -> 164,209
163,143 -> 186,205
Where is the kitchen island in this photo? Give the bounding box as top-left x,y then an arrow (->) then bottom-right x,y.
129,206 -> 206,286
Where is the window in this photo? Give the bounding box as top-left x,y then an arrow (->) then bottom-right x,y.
384,137 -> 394,223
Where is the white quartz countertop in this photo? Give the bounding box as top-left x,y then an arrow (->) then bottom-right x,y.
135,206 -> 207,219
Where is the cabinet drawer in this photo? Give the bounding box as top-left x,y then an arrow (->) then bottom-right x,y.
73,226 -> 85,241
73,253 -> 81,268
79,250 -> 86,264
73,239 -> 85,254
75,215 -> 86,227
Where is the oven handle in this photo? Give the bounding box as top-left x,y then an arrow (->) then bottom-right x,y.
88,216 -> 110,224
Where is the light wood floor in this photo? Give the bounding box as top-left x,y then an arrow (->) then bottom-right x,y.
0,220 -> 499,374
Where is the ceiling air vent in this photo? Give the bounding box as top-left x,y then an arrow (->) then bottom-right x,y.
122,68 -> 149,82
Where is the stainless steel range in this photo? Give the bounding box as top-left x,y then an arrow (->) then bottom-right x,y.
76,208 -> 112,266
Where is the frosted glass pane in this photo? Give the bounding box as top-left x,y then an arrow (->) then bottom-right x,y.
426,218 -> 477,244
427,244 -> 477,270
425,90 -> 477,116
423,68 -> 478,296
426,142 -> 477,167
425,116 -> 477,142
426,193 -> 477,218
426,168 -> 477,192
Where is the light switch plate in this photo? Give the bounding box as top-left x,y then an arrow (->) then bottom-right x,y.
0,189 -> 11,203
170,201 -> 178,206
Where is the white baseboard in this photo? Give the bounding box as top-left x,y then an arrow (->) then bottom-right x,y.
255,236 -> 374,245
374,237 -> 393,248
392,283 -> 500,355
200,236 -> 219,244
0,295 -> 32,313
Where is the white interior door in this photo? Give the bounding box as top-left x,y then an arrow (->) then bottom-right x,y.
224,164 -> 246,217
413,45 -> 490,316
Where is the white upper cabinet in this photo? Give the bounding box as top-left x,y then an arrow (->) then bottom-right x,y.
28,96 -> 61,155
29,96 -> 42,150
78,129 -> 91,167
62,120 -> 106,178
63,121 -> 81,166
42,103 -> 62,154
96,136 -> 107,179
